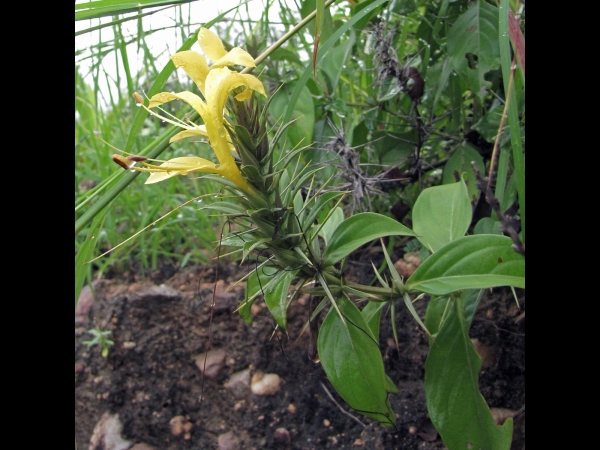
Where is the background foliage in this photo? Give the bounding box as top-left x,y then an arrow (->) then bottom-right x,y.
75,0 -> 524,447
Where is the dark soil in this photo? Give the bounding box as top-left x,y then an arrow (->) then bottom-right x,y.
75,256 -> 525,450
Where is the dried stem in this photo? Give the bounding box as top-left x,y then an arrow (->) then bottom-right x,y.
472,162 -> 525,258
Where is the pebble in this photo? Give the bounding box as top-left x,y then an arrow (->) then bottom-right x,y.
251,372 -> 281,396
75,283 -> 95,325
218,431 -> 238,450
130,444 -> 158,450
88,412 -> 131,450
194,348 -> 227,379
224,368 -> 251,399
169,415 -> 193,437
273,427 -> 291,446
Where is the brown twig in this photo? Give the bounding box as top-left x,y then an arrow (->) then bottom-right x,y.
472,163 -> 525,258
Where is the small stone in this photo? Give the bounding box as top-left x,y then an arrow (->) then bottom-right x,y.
75,283 -> 95,325
75,362 -> 85,373
287,403 -> 296,414
122,341 -> 136,349
393,252 -> 422,278
130,444 -> 158,450
251,372 -> 282,396
353,438 -> 364,446
233,400 -> 246,411
194,348 -> 227,379
169,415 -> 192,436
218,431 -> 238,450
88,412 -> 131,450
224,369 -> 251,399
273,427 -> 291,446
323,419 -> 331,427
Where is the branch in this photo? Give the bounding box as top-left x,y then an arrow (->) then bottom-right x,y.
472,163 -> 525,258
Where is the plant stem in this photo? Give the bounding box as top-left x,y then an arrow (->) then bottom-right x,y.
241,0 -> 338,73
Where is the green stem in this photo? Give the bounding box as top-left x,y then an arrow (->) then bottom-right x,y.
241,0 -> 338,73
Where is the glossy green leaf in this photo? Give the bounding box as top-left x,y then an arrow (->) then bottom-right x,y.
318,295 -> 396,426
318,206 -> 344,246
361,301 -> 386,341
425,290 -> 482,339
263,270 -> 297,331
425,296 -> 513,450
302,191 -> 346,232
246,266 -> 278,300
442,143 -> 485,204
372,129 -> 416,166
473,217 -> 502,235
203,201 -> 246,215
320,31 -> 355,93
322,213 -> 415,267
242,238 -> 271,263
406,235 -> 524,295
447,0 -> 500,101
352,0 -> 385,31
413,179 -> 472,253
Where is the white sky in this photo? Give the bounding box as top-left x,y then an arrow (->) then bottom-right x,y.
75,0 -> 284,104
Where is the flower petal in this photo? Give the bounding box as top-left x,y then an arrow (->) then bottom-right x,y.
198,27 -> 227,62
205,68 -> 265,118
170,51 -> 209,95
212,47 -> 257,69
148,91 -> 208,120
169,126 -> 209,143
144,156 -> 221,184
234,74 -> 267,101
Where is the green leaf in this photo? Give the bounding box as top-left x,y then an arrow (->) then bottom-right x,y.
302,191 -> 346,232
263,270 -> 298,331
322,213 -> 415,267
447,0 -> 500,101
372,130 -> 416,167
318,207 -> 344,246
413,179 -> 472,253
280,0 -> 389,145
320,32 -> 355,93
385,374 -> 400,394
242,238 -> 271,263
361,301 -> 386,341
318,295 -> 396,426
75,0 -> 196,21
473,217 -> 502,235
425,296 -> 513,450
442,143 -> 485,204
270,81 -> 314,151
406,235 -> 525,295
425,290 -> 482,338
352,0 -> 386,31
246,265 -> 278,300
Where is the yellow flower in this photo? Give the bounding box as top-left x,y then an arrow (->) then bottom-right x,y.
123,27 -> 266,194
